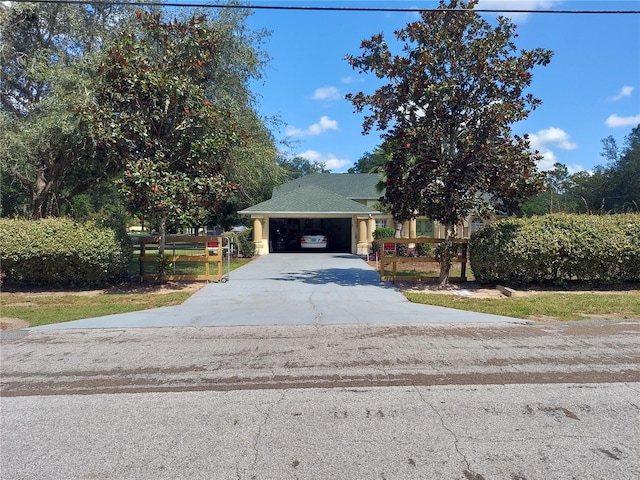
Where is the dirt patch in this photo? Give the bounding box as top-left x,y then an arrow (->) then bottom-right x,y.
105,280 -> 205,296
2,280 -> 205,298
0,318 -> 30,331
371,260 -> 640,299
396,281 -> 505,299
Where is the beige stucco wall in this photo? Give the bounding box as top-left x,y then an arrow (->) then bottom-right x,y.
246,213 -> 499,256
247,214 -> 370,256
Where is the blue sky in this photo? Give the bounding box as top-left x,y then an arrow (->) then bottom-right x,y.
244,0 -> 640,174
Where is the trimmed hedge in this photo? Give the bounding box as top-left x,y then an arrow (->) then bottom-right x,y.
469,214 -> 640,286
1,218 -> 132,287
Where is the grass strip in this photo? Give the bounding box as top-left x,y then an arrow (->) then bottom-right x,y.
2,258 -> 252,327
2,292 -> 192,327
403,291 -> 640,320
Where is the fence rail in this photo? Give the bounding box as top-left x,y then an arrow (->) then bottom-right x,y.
376,237 -> 469,283
135,235 -> 226,282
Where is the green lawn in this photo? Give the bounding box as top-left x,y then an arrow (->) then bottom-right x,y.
2,258 -> 252,327
380,263 -> 473,281
1,292 -> 193,327
404,291 -> 640,321
128,245 -> 231,279
4,256 -> 639,327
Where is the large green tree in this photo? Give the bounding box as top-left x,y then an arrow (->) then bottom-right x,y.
277,155 -> 330,180
82,11 -> 243,267
346,0 -> 551,285
570,126 -> 640,213
0,2 -> 133,218
192,3 -> 285,226
1,2 -> 281,226
517,162 -> 577,216
347,148 -> 387,174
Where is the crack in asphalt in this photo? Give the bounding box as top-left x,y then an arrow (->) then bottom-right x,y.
413,384 -> 483,479
309,286 -> 323,324
249,390 -> 286,472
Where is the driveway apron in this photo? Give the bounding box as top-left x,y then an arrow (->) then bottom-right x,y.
32,253 -> 522,330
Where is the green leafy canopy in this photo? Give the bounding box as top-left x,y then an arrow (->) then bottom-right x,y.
345,0 -> 553,285
346,0 -> 552,227
83,11 -> 242,239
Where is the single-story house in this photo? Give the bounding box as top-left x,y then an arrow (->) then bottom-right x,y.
239,173 -> 494,256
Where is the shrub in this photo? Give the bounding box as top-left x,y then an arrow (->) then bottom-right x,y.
240,238 -> 256,258
469,213 -> 640,286
223,228 -> 254,258
415,241 -> 434,257
373,227 -> 395,240
372,227 -> 395,255
0,217 -> 132,287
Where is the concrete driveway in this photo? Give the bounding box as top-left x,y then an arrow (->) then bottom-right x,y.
33,253 -> 522,330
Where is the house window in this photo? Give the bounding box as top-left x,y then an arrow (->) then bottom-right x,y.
375,219 -> 387,229
470,218 -> 485,234
416,219 -> 434,237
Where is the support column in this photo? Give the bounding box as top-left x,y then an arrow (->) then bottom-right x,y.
402,220 -> 411,238
368,217 -> 375,243
409,218 -> 417,238
356,217 -> 369,256
252,216 -> 265,255
408,218 -> 417,254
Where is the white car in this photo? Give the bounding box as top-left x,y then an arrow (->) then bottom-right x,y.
300,229 -> 328,249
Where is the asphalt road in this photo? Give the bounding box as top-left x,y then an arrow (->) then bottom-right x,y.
2,321 -> 639,479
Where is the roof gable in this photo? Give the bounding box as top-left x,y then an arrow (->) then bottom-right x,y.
239,184 -> 379,215
273,173 -> 383,200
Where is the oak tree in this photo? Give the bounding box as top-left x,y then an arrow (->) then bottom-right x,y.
347,148 -> 387,174
0,2 -> 132,218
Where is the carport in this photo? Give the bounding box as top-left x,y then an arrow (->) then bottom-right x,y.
239,175 -> 384,256
269,217 -> 351,253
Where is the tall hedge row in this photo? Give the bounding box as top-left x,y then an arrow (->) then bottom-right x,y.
1,218 -> 132,287
469,214 -> 640,286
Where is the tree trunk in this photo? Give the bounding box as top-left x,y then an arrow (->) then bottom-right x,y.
394,221 -> 403,238
30,155 -> 63,219
437,224 -> 454,288
31,161 -> 50,219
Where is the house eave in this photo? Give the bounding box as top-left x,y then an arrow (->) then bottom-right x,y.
238,210 -> 382,217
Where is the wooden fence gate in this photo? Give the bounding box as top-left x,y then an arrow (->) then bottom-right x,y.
377,237 -> 469,282
136,235 -> 226,282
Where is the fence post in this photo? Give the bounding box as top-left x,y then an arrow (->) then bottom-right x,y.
139,239 -> 146,280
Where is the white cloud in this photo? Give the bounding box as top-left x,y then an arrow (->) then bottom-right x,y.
565,163 -> 587,175
475,0 -> 561,21
529,127 -> 577,151
528,127 -> 577,171
340,76 -> 364,85
610,86 -> 634,101
298,150 -> 351,172
311,86 -> 341,102
285,116 -> 339,137
605,113 -> 640,128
